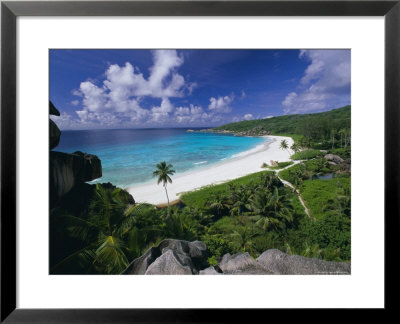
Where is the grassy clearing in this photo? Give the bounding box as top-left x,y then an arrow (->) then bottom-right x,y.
299,177 -> 350,220
291,149 -> 322,160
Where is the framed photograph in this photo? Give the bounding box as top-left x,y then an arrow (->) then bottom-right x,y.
1,0 -> 399,321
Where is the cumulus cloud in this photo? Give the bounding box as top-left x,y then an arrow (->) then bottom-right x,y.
70,50 -> 197,127
208,94 -> 234,113
282,50 -> 351,114
149,98 -> 174,123
243,113 -> 253,120
61,50 -> 237,129
173,104 -> 218,125
51,112 -> 89,130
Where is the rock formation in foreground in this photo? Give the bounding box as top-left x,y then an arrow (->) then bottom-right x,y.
50,151 -> 102,205
123,240 -> 351,275
49,101 -> 102,206
122,239 -> 209,275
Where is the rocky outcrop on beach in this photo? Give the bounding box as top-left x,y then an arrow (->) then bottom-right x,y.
49,101 -> 103,206
123,240 -> 351,275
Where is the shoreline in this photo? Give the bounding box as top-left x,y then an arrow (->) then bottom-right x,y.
127,135 -> 294,205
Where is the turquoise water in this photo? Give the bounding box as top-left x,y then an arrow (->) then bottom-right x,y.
56,128 -> 267,188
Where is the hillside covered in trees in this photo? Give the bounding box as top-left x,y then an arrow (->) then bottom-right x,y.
212,105 -> 351,149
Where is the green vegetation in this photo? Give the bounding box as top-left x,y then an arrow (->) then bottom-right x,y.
213,105 -> 351,149
51,106 -> 351,274
291,149 -> 322,160
263,161 -> 294,170
300,178 -> 351,220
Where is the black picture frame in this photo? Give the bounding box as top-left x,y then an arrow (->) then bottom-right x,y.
1,0 -> 399,321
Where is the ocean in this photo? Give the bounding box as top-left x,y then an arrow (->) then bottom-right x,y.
56,128 -> 267,188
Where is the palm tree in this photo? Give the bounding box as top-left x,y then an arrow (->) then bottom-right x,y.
249,188 -> 293,232
230,226 -> 258,254
51,185 -> 152,274
290,143 -> 300,154
207,194 -> 229,217
280,139 -> 288,150
153,161 -> 176,208
229,185 -> 252,216
280,139 -> 291,156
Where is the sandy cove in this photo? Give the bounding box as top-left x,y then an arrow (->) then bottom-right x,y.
126,135 -> 294,205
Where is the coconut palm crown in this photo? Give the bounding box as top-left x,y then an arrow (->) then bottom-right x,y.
153,161 -> 176,208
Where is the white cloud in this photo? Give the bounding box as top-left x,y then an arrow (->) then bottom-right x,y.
65,51 -> 237,128
71,100 -> 79,106
208,94 -> 234,113
150,98 -> 174,123
71,50 -> 195,127
173,104 -> 217,125
282,50 -> 351,114
243,113 -> 253,120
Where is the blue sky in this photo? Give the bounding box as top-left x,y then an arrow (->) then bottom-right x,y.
50,49 -> 350,130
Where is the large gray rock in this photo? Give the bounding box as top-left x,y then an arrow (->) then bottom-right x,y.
49,119 -> 61,150
199,266 -> 222,275
123,239 -> 209,275
218,252 -> 273,275
324,154 -> 344,164
50,151 -> 102,204
145,249 -> 195,275
256,249 -> 350,275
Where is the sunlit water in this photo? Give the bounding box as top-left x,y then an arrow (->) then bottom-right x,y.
56,128 -> 267,188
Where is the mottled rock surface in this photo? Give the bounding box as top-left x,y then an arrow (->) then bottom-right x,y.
123,243 -> 351,275
218,252 -> 274,275
324,154 -> 344,164
123,239 -> 209,275
199,266 -> 222,275
145,249 -> 195,275
256,249 -> 351,275
50,151 -> 102,205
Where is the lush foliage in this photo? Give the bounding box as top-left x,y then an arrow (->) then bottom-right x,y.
291,149 -> 323,160
213,105 -> 351,149
51,107 -> 351,274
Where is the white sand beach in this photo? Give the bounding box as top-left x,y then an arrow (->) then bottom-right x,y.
127,135 -> 294,205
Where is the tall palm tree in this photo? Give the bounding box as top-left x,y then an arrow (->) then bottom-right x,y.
153,161 -> 176,208
280,139 -> 291,156
280,139 -> 288,150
